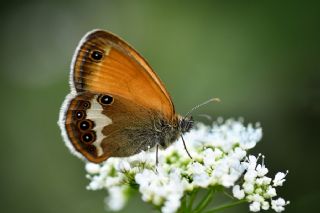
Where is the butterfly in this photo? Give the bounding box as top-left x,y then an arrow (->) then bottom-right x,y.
58,29 -> 207,164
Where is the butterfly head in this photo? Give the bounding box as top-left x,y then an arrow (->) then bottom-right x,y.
178,116 -> 194,134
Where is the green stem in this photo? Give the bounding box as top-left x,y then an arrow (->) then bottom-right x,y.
203,200 -> 246,213
223,191 -> 235,200
193,188 -> 215,213
181,195 -> 187,213
187,189 -> 199,211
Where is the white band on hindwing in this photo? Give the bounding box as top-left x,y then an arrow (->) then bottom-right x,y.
86,96 -> 112,156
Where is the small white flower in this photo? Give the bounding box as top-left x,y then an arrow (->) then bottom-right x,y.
193,172 -> 211,187
265,186 -> 277,198
105,176 -> 123,188
85,163 -> 101,174
87,175 -> 105,190
189,162 -> 206,175
233,185 -> 245,199
246,155 -> 258,170
262,176 -> 272,185
243,182 -> 254,194
261,201 -> 270,210
162,197 -> 180,213
249,201 -> 261,212
203,148 -> 216,166
271,198 -> 289,212
244,170 -> 258,183
212,148 -> 224,159
232,147 -> 247,160
255,177 -> 264,185
256,164 -> 268,177
252,193 -> 264,203
118,160 -> 131,171
189,162 -> 212,187
105,186 -> 128,211
273,171 -> 288,187
135,169 -> 154,187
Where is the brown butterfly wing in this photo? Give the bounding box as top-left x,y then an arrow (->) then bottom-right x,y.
72,30 -> 174,118
63,93 -> 163,163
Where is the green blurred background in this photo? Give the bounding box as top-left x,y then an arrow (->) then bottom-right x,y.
1,0 -> 319,212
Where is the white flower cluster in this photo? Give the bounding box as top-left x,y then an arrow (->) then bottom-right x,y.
232,155 -> 289,212
85,118 -> 289,213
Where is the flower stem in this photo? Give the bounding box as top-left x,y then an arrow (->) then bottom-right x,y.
203,200 -> 246,213
223,191 -> 234,200
187,189 -> 199,211
181,195 -> 187,213
193,188 -> 215,213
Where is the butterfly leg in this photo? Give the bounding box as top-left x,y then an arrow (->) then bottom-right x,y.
181,135 -> 193,159
156,143 -> 159,166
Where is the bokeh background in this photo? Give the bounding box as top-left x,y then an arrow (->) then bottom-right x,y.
1,1 -> 319,212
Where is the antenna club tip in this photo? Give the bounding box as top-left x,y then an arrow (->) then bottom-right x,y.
211,98 -> 221,102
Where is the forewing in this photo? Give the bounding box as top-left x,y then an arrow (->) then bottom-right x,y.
71,30 -> 174,119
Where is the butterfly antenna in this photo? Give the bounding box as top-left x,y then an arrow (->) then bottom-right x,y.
181,135 -> 193,159
184,98 -> 220,119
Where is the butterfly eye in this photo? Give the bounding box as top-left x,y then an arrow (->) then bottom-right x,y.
81,131 -> 96,143
75,110 -> 86,120
90,50 -> 104,62
97,94 -> 113,105
78,119 -> 94,131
